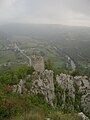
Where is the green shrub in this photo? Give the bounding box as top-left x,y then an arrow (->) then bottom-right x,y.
25,82 -> 32,90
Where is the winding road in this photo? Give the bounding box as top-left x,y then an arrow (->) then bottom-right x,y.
14,43 -> 31,66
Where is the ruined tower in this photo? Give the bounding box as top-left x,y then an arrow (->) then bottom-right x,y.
31,55 -> 44,72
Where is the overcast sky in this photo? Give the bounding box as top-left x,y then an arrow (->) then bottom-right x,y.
0,0 -> 90,26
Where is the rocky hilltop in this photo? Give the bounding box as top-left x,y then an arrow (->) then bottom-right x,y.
12,55 -> 90,119
13,72 -> 90,111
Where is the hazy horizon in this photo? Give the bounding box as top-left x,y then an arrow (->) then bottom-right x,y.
0,0 -> 90,27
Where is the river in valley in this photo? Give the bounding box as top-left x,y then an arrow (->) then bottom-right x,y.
66,55 -> 76,72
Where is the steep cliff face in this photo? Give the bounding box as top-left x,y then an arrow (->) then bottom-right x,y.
56,74 -> 75,99
81,93 -> 90,113
78,112 -> 90,120
73,76 -> 90,113
13,70 -> 55,107
56,74 -> 75,111
30,70 -> 55,106
56,74 -> 90,113
74,76 -> 90,93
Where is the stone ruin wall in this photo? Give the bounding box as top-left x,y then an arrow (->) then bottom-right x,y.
31,55 -> 45,72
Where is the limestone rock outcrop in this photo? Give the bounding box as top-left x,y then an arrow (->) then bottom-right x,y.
56,73 -> 75,110
73,76 -> 90,113
13,79 -> 26,94
81,93 -> 90,113
74,76 -> 90,94
13,70 -> 55,106
56,73 -> 75,99
12,70 -> 90,114
56,73 -> 90,112
30,70 -> 55,106
78,112 -> 90,120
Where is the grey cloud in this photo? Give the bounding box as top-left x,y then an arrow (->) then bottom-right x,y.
0,0 -> 90,26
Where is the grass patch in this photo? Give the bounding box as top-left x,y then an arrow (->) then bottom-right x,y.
11,110 -> 82,120
0,50 -> 16,64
